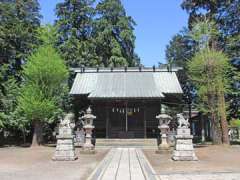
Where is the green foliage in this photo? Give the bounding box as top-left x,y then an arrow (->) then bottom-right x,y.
19,85 -> 58,122
38,24 -> 58,47
165,29 -> 197,116
165,29 -> 196,67
230,119 -> 240,127
0,0 -> 41,75
188,48 -> 231,113
0,0 -> 41,130
18,45 -> 69,122
0,65 -> 19,128
178,1 -> 240,118
55,0 -> 139,67
189,19 -> 219,50
94,0 -> 137,67
181,0 -> 240,58
55,0 -> 98,67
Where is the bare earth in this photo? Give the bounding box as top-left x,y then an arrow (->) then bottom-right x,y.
1,145 -> 240,180
144,145 -> 240,180
0,146 -> 108,180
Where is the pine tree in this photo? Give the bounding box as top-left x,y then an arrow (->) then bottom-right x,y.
187,20 -> 231,144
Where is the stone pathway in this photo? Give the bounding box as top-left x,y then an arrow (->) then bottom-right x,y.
87,148 -> 159,180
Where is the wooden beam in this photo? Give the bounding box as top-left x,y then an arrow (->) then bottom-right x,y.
144,102 -> 147,138
106,105 -> 110,138
125,101 -> 128,132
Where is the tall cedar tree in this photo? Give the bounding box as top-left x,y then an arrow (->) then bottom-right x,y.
55,0 -> 98,67
94,0 -> 137,67
0,0 -> 41,77
0,0 -> 40,134
55,0 -> 139,68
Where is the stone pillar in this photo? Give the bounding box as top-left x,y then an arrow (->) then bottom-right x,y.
172,113 -> 198,161
52,113 -> 77,161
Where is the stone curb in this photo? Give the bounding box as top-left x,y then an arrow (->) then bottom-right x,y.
87,149 -> 115,180
136,149 -> 160,180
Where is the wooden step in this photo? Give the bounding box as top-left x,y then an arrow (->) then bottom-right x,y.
96,138 -> 157,147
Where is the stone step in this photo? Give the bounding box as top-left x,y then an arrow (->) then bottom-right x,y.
95,138 -> 157,147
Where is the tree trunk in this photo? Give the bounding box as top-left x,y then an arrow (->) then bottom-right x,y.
211,112 -> 222,144
0,130 -> 4,146
31,120 -> 43,147
218,90 -> 230,144
208,92 -> 222,144
22,128 -> 26,145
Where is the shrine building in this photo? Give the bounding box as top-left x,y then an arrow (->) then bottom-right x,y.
70,66 -> 183,138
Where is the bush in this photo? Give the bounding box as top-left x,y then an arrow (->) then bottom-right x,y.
230,119 -> 240,127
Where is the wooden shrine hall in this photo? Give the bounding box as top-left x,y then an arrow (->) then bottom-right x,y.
70,66 -> 183,138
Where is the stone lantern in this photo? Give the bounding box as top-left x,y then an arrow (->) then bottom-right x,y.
156,107 -> 172,153
81,107 -> 96,153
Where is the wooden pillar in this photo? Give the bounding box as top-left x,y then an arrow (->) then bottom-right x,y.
144,103 -> 147,138
201,114 -> 205,142
106,105 -> 109,138
125,101 -> 128,132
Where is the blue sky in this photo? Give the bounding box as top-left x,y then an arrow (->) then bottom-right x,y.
39,0 -> 188,66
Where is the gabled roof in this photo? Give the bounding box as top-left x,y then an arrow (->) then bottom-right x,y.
70,68 -> 183,99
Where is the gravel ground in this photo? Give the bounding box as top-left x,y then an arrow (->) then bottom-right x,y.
0,146 -> 108,180
144,145 -> 240,180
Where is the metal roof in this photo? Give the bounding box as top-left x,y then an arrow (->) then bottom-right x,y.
70,71 -> 183,99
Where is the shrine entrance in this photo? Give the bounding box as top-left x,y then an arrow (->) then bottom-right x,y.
91,100 -> 161,139
109,102 -> 144,138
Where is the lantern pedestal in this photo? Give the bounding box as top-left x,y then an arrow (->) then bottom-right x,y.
156,124 -> 171,154
80,107 -> 96,154
80,125 -> 95,154
155,112 -> 172,154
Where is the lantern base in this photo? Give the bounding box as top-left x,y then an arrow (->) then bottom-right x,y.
80,148 -> 96,154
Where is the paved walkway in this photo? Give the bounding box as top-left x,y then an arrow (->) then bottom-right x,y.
88,148 -> 159,180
